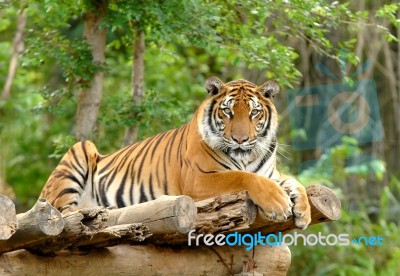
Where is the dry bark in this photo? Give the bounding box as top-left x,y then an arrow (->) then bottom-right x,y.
0,195 -> 17,240
0,244 -> 291,276
1,185 -> 340,253
0,198 -> 63,253
0,195 -> 196,254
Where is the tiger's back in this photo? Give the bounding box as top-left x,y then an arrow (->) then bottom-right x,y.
40,126 -> 190,211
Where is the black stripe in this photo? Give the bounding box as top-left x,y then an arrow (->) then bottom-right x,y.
280,178 -> 289,186
102,143 -> 143,192
116,170 -> 128,208
155,158 -> 162,190
260,105 -> 272,137
167,129 -> 179,163
162,135 -> 169,194
98,144 -> 136,175
70,147 -> 85,175
253,140 -> 276,173
81,141 -> 89,166
253,155 -> 269,173
56,188 -> 79,198
95,189 -> 101,206
228,156 -> 242,170
195,163 -> 218,174
63,174 -> 84,190
150,132 -> 168,162
149,175 -> 155,200
129,171 -> 135,204
201,143 -> 231,170
71,162 -> 85,182
99,177 -> 110,207
135,136 -> 158,186
163,179 -> 168,195
139,182 -> 148,203
207,100 -> 218,134
177,124 -> 188,166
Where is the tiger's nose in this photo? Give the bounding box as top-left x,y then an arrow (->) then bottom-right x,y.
232,135 -> 249,144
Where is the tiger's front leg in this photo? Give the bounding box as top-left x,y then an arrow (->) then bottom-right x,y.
186,171 -> 295,224
279,174 -> 311,229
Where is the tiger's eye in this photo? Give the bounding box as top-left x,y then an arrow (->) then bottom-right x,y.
251,109 -> 259,116
223,108 -> 231,115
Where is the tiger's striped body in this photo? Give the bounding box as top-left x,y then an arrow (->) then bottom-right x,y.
40,77 -> 311,229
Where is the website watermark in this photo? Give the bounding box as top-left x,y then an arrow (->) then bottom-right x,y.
188,230 -> 384,251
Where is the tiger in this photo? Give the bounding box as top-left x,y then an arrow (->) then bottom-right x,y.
40,76 -> 311,229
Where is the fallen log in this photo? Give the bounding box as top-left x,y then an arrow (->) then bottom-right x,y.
0,244 -> 291,276
106,195 -> 197,234
0,195 -> 17,240
154,185 -> 341,244
0,195 -> 195,254
0,185 -> 340,254
0,198 -> 64,253
23,208 -> 152,255
0,185 -> 341,275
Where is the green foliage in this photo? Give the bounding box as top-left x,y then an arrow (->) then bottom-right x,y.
290,175 -> 400,275
376,2 -> 400,42
289,138 -> 398,275
298,137 -> 386,187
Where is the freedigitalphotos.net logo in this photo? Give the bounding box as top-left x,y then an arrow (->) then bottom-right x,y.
187,230 -> 384,251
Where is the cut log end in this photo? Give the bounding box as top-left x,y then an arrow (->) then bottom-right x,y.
0,195 -> 17,240
173,195 -> 197,234
37,199 -> 65,236
306,185 -> 341,221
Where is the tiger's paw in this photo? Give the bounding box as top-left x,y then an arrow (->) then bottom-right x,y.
280,179 -> 311,229
251,179 -> 294,222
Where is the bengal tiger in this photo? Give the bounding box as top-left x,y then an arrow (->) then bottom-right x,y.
40,77 -> 311,229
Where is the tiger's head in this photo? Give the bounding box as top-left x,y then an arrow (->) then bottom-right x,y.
198,76 -> 279,161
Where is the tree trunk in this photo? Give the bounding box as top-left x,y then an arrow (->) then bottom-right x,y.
1,10 -> 26,101
75,5 -> 107,141
123,28 -> 145,146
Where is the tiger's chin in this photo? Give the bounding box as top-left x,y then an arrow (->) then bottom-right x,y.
224,147 -> 253,158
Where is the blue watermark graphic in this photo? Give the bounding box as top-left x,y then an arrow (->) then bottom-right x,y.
286,80 -> 382,151
187,230 -> 384,251
286,57 -> 383,152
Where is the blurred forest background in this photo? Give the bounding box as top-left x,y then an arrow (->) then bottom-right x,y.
0,0 -> 399,275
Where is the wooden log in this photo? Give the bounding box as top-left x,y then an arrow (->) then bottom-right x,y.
23,207 -> 151,255
1,195 -> 194,254
0,185 -> 339,254
154,185 -> 341,244
106,195 -> 197,234
195,190 -> 257,233
0,244 -> 291,276
0,198 -> 64,253
72,223 -> 150,249
0,195 -> 17,240
154,190 -> 257,244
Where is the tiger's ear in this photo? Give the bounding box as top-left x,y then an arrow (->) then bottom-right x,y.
258,80 -> 280,98
205,76 -> 224,95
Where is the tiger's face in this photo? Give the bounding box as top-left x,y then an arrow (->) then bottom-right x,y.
198,77 -> 280,162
